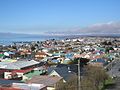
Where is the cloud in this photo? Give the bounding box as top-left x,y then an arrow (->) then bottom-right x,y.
80,21 -> 120,34
47,21 -> 120,35
3,21 -> 119,35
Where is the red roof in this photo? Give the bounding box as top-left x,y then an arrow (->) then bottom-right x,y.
36,52 -> 47,55
0,87 -> 21,90
0,68 -> 34,74
12,68 -> 34,73
0,70 -> 10,74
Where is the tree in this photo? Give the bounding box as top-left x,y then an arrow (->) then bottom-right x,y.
81,65 -> 109,90
55,65 -> 109,90
31,46 -> 36,51
71,58 -> 90,67
102,41 -> 112,45
81,78 -> 97,90
105,47 -> 114,53
56,75 -> 78,90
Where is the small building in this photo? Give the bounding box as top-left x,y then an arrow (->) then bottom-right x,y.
89,58 -> 108,67
48,66 -> 77,82
26,75 -> 63,90
12,83 -> 47,90
0,60 -> 40,80
0,79 -> 47,90
0,79 -> 23,90
35,52 -> 48,60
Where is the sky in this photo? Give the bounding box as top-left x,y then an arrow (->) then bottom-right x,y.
0,0 -> 120,34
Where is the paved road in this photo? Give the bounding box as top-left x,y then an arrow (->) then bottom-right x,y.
107,58 -> 120,77
105,77 -> 120,90
105,58 -> 120,90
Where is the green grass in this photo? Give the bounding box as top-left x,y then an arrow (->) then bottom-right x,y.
101,78 -> 115,90
105,78 -> 115,85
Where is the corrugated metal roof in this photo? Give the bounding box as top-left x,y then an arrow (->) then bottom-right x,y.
12,60 -> 39,69
26,75 -> 63,87
0,60 -> 39,70
0,79 -> 23,86
13,83 -> 46,90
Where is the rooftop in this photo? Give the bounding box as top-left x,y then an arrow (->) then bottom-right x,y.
0,60 -> 39,70
26,75 -> 63,87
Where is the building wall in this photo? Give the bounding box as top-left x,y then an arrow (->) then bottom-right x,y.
22,75 -> 29,81
49,71 -> 66,82
4,72 -> 23,79
49,70 -> 61,77
47,87 -> 55,90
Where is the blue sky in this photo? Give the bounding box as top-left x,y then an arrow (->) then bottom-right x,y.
0,0 -> 120,34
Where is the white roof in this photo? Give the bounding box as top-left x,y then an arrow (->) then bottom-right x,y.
0,60 -> 39,70
12,83 -> 46,90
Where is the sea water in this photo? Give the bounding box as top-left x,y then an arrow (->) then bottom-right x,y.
0,36 -> 65,45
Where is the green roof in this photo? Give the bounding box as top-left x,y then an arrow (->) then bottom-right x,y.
0,54 -> 4,57
24,70 -> 46,79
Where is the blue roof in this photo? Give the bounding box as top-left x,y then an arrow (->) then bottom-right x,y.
92,58 -> 106,63
52,53 -> 62,56
51,59 -> 59,63
65,53 -> 73,58
0,79 -> 23,85
7,51 -> 15,54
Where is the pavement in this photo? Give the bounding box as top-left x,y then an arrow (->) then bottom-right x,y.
105,58 -> 120,90
107,58 -> 120,77
105,77 -> 120,90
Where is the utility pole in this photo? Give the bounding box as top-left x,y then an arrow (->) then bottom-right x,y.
78,58 -> 81,90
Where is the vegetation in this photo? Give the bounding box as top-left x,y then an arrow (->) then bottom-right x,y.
56,75 -> 78,90
56,65 -> 110,90
70,58 -> 90,67
81,66 -> 109,90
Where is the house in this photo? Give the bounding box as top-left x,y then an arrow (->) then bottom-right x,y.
51,59 -> 60,64
89,58 -> 108,67
65,53 -> 74,59
63,58 -> 71,64
18,49 -> 33,59
35,52 -> 48,60
48,66 -> 77,82
12,83 -> 47,90
52,52 -> 61,58
0,79 -> 47,90
3,51 -> 15,59
23,66 -> 47,81
0,60 -> 40,80
26,75 -> 63,90
0,79 -> 23,86
0,79 -> 23,90
56,64 -> 79,74
0,52 -> 4,58
42,48 -> 49,53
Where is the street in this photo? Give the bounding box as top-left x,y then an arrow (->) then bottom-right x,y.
106,58 -> 120,90
107,58 -> 120,77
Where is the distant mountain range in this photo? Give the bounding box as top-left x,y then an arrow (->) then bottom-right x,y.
0,32 -> 29,38
0,21 -> 120,39
0,32 -> 69,41
45,21 -> 120,37
0,32 -> 120,40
